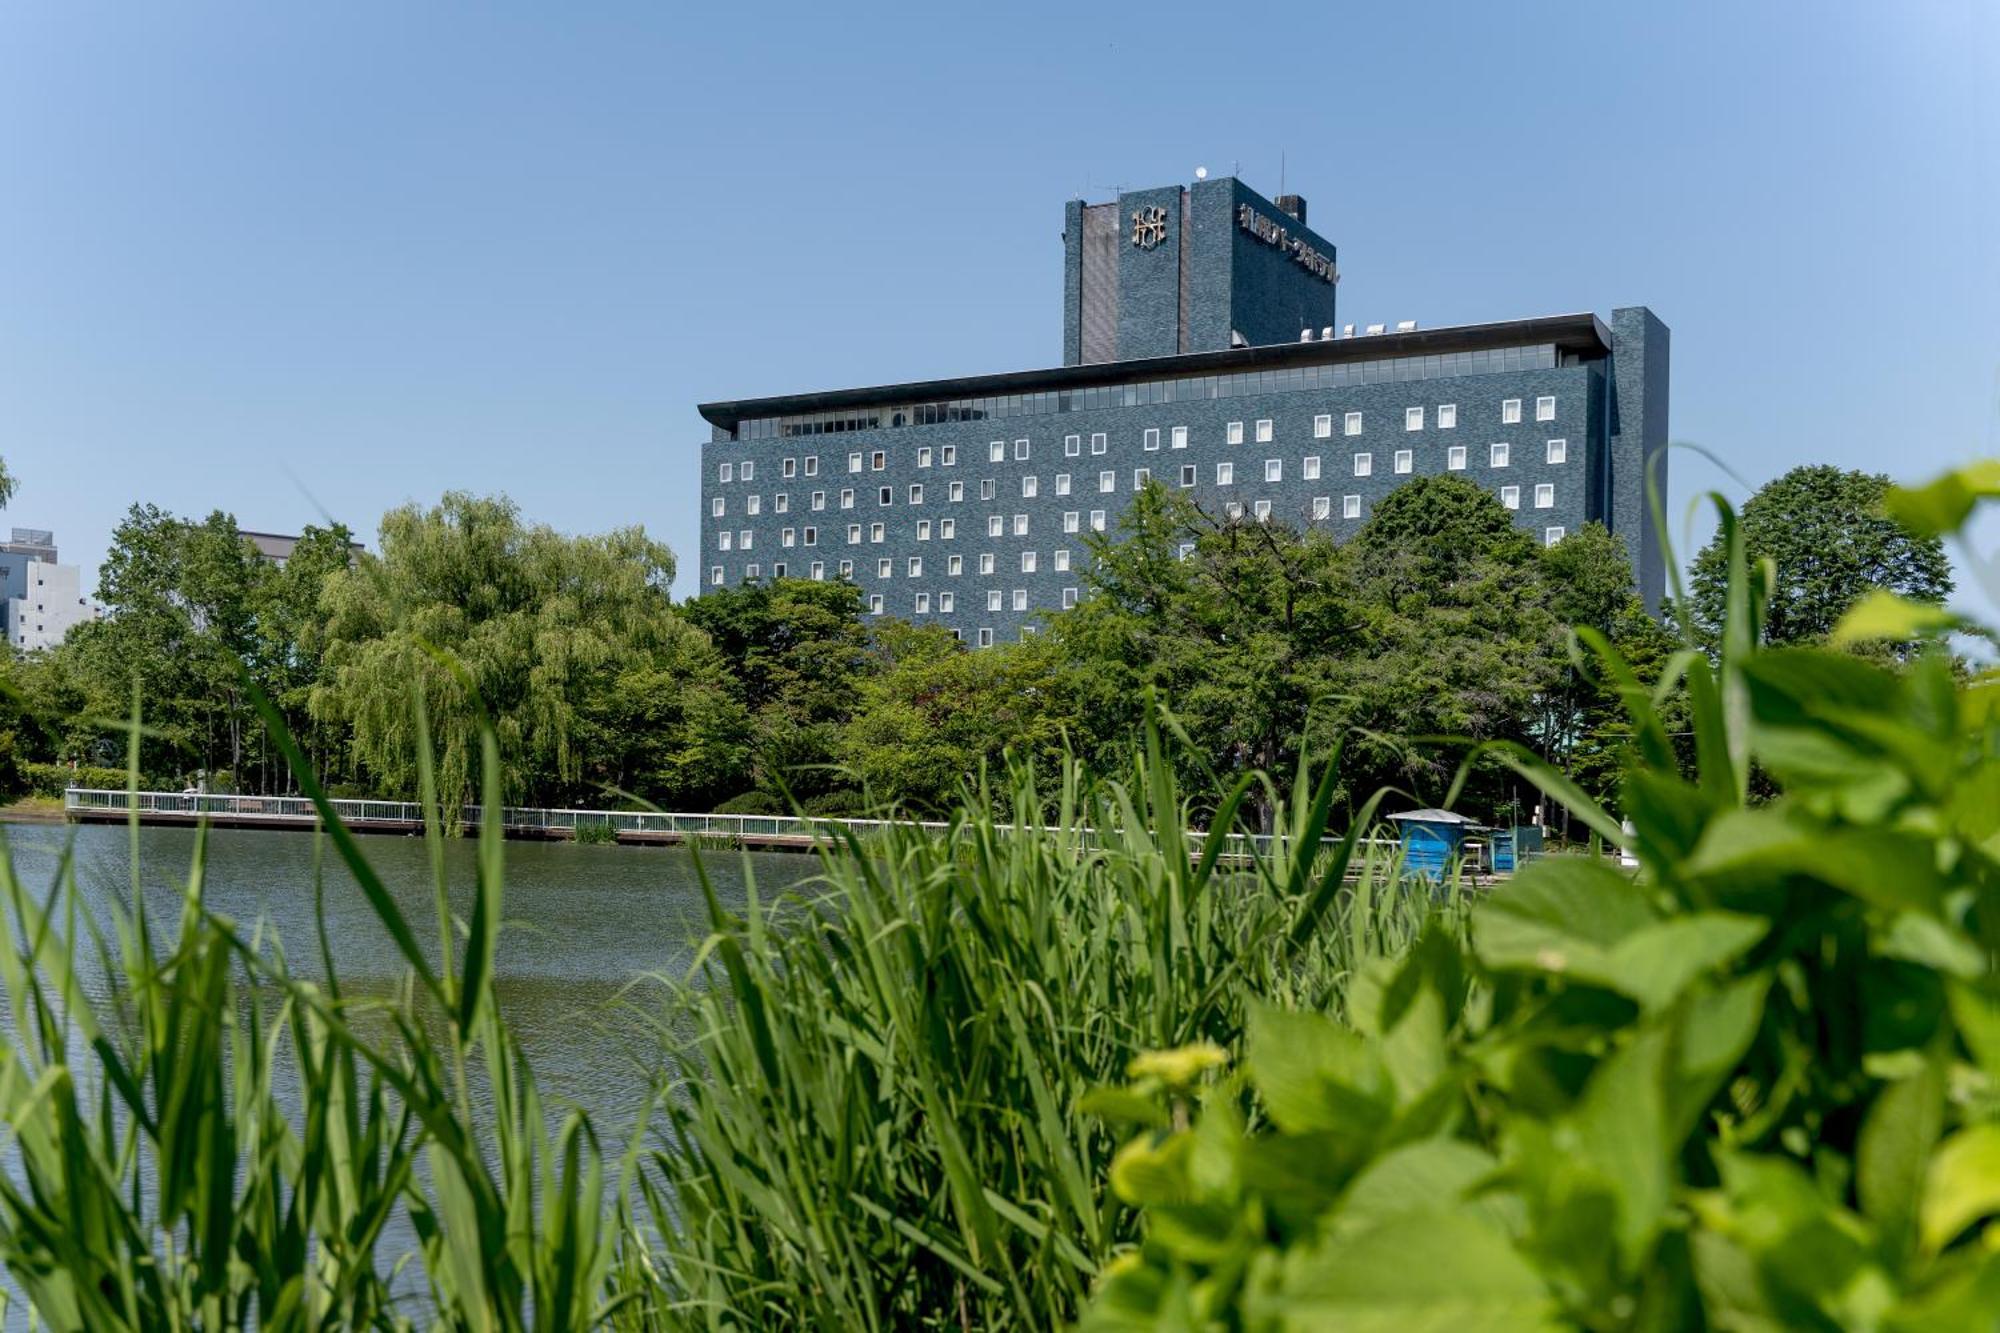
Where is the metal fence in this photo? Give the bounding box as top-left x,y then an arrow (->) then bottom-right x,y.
62,787 -> 1368,859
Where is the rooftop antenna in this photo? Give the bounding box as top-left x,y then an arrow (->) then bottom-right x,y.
1280,150 -> 1286,197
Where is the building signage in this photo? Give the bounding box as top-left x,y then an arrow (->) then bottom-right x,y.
1236,202 -> 1338,283
1130,205 -> 1168,250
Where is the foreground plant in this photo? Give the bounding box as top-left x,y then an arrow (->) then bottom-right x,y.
1084,463 -> 2000,1330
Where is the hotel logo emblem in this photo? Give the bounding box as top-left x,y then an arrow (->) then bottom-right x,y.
1129,205 -> 1168,250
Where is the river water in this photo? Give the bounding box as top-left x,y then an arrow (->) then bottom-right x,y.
0,818 -> 813,1320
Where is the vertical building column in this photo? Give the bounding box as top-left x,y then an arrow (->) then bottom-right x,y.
1062,199 -> 1085,367
1609,306 -> 1671,614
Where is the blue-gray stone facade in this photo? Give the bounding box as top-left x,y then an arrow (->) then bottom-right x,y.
698,175 -> 1668,642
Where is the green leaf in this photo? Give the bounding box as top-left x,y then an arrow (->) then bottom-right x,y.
1921,1123 -> 2000,1254
1280,1211 -> 1559,1331
1883,460 -> 2000,538
1856,1053 -> 1945,1259
1830,590 -> 1964,646
1601,913 -> 1768,1013
1683,810 -> 1950,916
1109,1131 -> 1195,1207
1246,1005 -> 1391,1138
1564,1025 -> 1672,1274
1076,1087 -> 1170,1129
1331,1139 -> 1509,1238
1472,856 -> 1657,980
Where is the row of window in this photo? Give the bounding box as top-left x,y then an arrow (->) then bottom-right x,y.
713,439 -> 1571,518
716,398 -> 1566,483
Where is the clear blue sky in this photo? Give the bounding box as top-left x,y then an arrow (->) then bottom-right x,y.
3,3 -> 1996,614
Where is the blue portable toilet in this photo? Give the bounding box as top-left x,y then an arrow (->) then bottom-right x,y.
1387,809 -> 1484,881
1491,824 -> 1545,873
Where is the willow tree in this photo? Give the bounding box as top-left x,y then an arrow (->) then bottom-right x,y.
312,492 -> 742,809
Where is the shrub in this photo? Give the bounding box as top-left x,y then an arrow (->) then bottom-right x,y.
798,786 -> 865,817
711,788 -> 781,816
18,761 -> 135,798
1083,464 -> 2000,1330
572,818 -> 619,845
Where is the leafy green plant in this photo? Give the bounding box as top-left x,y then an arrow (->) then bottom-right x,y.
573,817 -> 620,845
1083,462 -> 2000,1330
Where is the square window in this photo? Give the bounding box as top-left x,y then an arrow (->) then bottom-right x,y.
847,523 -> 861,544
980,478 -> 996,500
1536,396 -> 1556,422
1090,432 -> 1107,455
771,562 -> 785,579
1065,434 -> 1081,457
948,554 -> 963,574
1227,421 -> 1245,445
774,493 -> 788,513
908,483 -> 923,504
1014,438 -> 1030,460
908,556 -> 922,576
940,592 -> 954,612
1171,426 -> 1189,449
870,522 -> 885,542
739,530 -> 753,549
1353,452 -> 1372,477
810,560 -> 824,580
1501,399 -> 1521,425
782,457 -> 797,478
877,558 -> 892,578
1023,475 -> 1038,497
1343,495 -> 1361,519
1179,464 -> 1196,487
988,515 -> 1004,537
1177,542 -> 1195,560
1312,496 -> 1330,520
1090,510 -> 1106,531
1265,459 -> 1282,482
990,440 -> 1006,462
1544,526 -> 1565,546
1447,446 -> 1467,471
744,563 -> 760,579
1313,414 -> 1332,439
1012,589 -> 1027,611
1143,428 -> 1160,451
949,481 -> 964,502
711,496 -> 725,517
1134,467 -> 1150,487
848,452 -> 862,473
871,451 -> 885,470
1253,499 -> 1272,521
869,594 -> 884,615
915,592 -> 930,613
747,495 -> 760,515
1405,406 -> 1424,431
978,627 -> 994,647
980,553 -> 996,574
1344,412 -> 1363,436
1438,403 -> 1457,429
710,566 -> 724,585
1534,483 -> 1555,509
1500,485 -> 1520,510
1393,449 -> 1412,475
1012,513 -> 1028,536
1055,473 -> 1071,495
917,446 -> 932,468
841,488 -> 855,509
1216,461 -> 1234,485
940,518 -> 955,539
1304,455 -> 1321,480
1490,442 -> 1509,468
1021,551 -> 1036,573
805,456 -> 818,476
942,445 -> 956,466
741,461 -> 754,481
811,491 -> 825,510
718,531 -> 733,551
1099,470 -> 1115,493
916,520 -> 931,541
1062,587 -> 1078,609
1063,511 -> 1080,533
1546,438 -> 1567,464
988,589 -> 1003,611
839,559 -> 853,578
880,486 -> 894,505
1054,548 -> 1070,571
1224,501 -> 1242,520
1255,419 -> 1273,443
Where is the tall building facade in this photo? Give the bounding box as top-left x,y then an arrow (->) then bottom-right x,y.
698,176 -> 1668,643
0,529 -> 98,652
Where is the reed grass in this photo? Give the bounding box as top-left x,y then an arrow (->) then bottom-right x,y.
0,695 -> 1461,1329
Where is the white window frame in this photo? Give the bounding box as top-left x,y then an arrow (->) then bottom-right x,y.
1143,427 -> 1160,451
1536,395 -> 1556,422
1227,421 -> 1244,445
1312,414 -> 1332,439
1265,459 -> 1282,482
1405,406 -> 1424,432
1171,425 -> 1189,449
1438,403 -> 1457,429
1534,483 -> 1555,509
1254,419 -> 1273,443
1344,411 -> 1363,437
1312,496 -> 1331,520
1099,470 -> 1115,493
1055,473 -> 1071,495
1342,495 -> 1361,519
1501,399 -> 1522,425
989,440 -> 1006,463
1090,432 -> 1108,455
1544,526 -> 1565,546
1022,475 -> 1038,498
1547,438 -> 1567,464
1500,485 -> 1520,510
1064,434 -> 1081,457
1393,449 -> 1412,475
1216,461 -> 1234,485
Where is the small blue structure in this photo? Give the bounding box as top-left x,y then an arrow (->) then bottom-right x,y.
1491,824 -> 1545,873
1386,809 -> 1485,881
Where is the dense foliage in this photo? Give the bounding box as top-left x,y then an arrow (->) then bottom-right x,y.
1084,464 -> 2000,1330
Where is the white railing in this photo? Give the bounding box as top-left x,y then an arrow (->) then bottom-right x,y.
63,788 -> 1376,858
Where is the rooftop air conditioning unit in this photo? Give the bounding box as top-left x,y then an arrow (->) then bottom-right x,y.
1341,323 -> 1355,338
1396,320 -> 1417,332
1321,326 -> 1335,340
1364,323 -> 1386,336
1300,329 -> 1315,342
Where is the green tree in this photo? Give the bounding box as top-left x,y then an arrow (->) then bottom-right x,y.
683,577 -> 873,801
0,455 -> 16,508
1688,464 -> 1953,647
841,622 -> 1080,812
312,492 -> 723,808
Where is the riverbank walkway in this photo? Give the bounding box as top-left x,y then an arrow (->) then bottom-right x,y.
62,787 -> 1374,861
